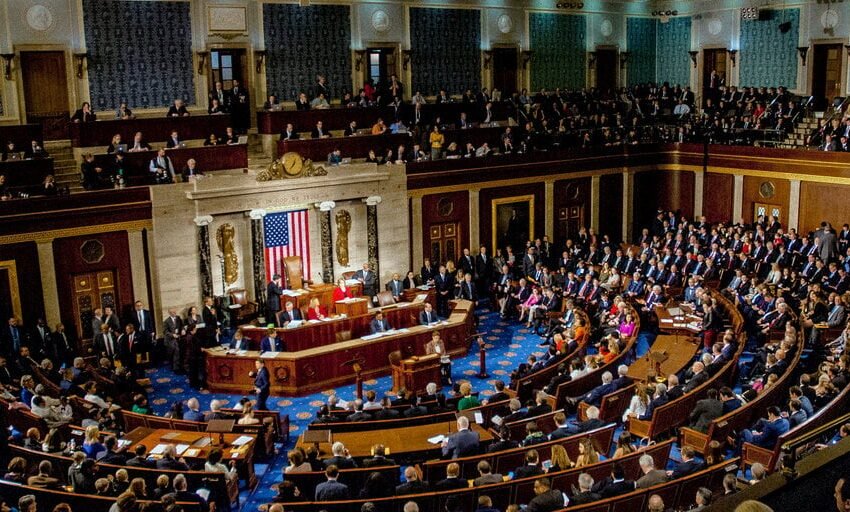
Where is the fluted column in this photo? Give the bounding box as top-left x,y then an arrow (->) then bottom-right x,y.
318,201 -> 336,284
195,215 -> 214,300
249,209 -> 267,309
364,196 -> 382,288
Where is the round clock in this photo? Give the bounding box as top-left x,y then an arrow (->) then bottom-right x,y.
282,152 -> 304,176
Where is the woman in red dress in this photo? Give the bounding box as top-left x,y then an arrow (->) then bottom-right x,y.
332,277 -> 352,302
306,297 -> 327,320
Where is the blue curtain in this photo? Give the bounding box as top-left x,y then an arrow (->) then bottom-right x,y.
739,8 -> 799,88
529,13 -> 587,91
409,8 -> 482,95
656,17 -> 691,87
627,17 -> 656,86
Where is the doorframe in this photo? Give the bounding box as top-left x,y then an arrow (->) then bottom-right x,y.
698,46 -> 729,107
205,42 -> 254,120
487,43 -> 521,96
358,42 -> 401,97
806,38 -> 846,102
13,44 -> 79,125
0,260 -> 22,321
593,45 -> 621,90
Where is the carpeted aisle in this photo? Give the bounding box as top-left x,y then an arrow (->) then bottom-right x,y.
145,309 -> 655,511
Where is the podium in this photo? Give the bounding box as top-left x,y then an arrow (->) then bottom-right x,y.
334,298 -> 369,317
391,353 -> 442,394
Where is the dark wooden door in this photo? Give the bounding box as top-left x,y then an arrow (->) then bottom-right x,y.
72,271 -> 117,343
595,49 -> 618,94
812,44 -> 842,111
20,51 -> 70,140
702,49 -> 727,105
429,222 -> 459,267
557,206 -> 585,243
492,47 -> 518,96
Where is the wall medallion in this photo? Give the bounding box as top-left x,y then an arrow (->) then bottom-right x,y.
821,10 -> 839,30
497,14 -> 513,34
80,239 -> 105,264
437,197 -> 454,217
372,9 -> 390,33
600,19 -> 613,38
758,181 -> 776,199
26,4 -> 53,32
707,18 -> 723,36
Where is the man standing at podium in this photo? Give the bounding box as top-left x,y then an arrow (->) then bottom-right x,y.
441,416 -> 480,459
266,274 -> 284,323
354,262 -> 377,302
252,359 -> 270,411
426,330 -> 451,385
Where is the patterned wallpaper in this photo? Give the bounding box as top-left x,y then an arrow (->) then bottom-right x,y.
409,8 -> 481,95
83,0 -> 195,110
656,17 -> 691,87
263,4 -> 352,101
627,17 -> 656,86
529,12 -> 587,91
739,8 -> 800,88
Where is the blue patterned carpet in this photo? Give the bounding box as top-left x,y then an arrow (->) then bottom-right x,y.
146,309 -> 655,511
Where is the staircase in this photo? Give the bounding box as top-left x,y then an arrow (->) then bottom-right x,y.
782,114 -> 821,149
44,140 -> 81,192
246,133 -> 272,172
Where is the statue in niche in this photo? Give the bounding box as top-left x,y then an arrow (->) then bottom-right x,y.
335,209 -> 351,266
215,223 -> 239,285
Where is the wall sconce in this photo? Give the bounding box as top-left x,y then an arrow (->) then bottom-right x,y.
521,50 -> 533,69
401,50 -> 411,70
0,54 -> 14,81
588,51 -> 597,69
73,52 -> 88,79
255,50 -> 267,74
688,51 -> 699,68
797,46 -> 809,66
727,49 -> 738,67
354,50 -> 366,72
619,51 -> 630,69
483,50 -> 493,70
196,51 -> 209,74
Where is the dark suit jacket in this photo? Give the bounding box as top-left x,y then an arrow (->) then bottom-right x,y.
690,398 -> 723,432
671,459 -> 704,479
315,480 -> 350,501
527,489 -> 565,511
254,366 -> 270,393
435,477 -> 468,491
420,309 -> 439,325
395,480 -> 429,495
276,309 -> 303,326
323,456 -> 357,469
443,429 -> 480,458
599,479 -> 635,499
684,370 -> 709,392
267,282 -> 283,312
362,456 -> 396,468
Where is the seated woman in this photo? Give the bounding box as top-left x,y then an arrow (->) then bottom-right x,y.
283,449 -> 312,474
574,438 -> 601,468
332,277 -> 353,302
238,402 -> 260,425
518,287 -> 541,325
4,457 -> 26,483
204,133 -> 221,146
82,425 -> 106,460
306,297 -> 327,321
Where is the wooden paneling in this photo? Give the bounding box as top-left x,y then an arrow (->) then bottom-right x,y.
421,191 -> 469,265
20,52 -> 69,116
0,242 -> 43,323
799,182 -> 850,235
53,232 -> 134,338
553,177 -> 591,245
632,170 -> 695,238
742,176 -> 789,226
479,183 -> 545,253
702,172 -> 734,223
599,173 -> 623,240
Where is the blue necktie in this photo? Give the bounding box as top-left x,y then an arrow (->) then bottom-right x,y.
11,327 -> 19,352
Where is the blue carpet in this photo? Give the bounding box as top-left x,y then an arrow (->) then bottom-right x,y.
145,309 -> 657,510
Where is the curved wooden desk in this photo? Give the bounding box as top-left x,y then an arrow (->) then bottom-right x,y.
204,300 -> 475,396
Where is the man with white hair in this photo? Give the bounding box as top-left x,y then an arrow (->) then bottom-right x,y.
612,364 -> 631,389
684,361 -> 708,392
576,406 -> 605,433
323,441 -> 357,469
205,399 -> 225,421
571,472 -> 600,505
183,397 -> 204,422
636,454 -> 669,488
647,494 -> 665,512
403,501 -> 419,512
567,371 -> 615,411
442,416 -> 480,458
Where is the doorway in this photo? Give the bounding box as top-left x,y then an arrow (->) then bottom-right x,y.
209,48 -> 249,132
558,206 -> 585,243
366,47 -> 397,92
812,44 -> 843,111
702,49 -> 727,105
492,47 -> 518,96
594,49 -> 618,94
20,51 -> 70,140
429,222 -> 459,267
72,271 -> 117,344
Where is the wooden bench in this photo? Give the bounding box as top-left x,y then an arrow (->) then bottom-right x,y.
577,382 -> 636,423
284,465 -> 400,499
0,480 -> 205,512
510,330 -> 589,403
552,334 -> 638,409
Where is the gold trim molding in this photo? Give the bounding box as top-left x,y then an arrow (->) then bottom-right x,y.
0,260 -> 22,320
0,220 -> 152,245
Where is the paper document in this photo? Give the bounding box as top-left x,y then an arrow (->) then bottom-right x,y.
286,320 -> 303,329
117,439 -> 133,449
232,435 -> 253,446
149,444 -> 168,455
491,415 -> 503,426
175,444 -> 190,456
261,351 -> 280,358
184,448 -> 200,458
427,434 -> 446,444
474,412 -> 484,424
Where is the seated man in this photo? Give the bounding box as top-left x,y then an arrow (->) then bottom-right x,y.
315,465 -> 350,501
733,405 -> 790,453
323,441 -> 357,469
396,466 -> 429,495
370,311 -> 392,334
166,99 -> 190,117
666,446 -> 703,479
420,302 -> 439,325
181,158 -> 203,182
311,121 -> 330,139
567,371 -> 615,410
149,148 -> 175,184
260,327 -> 283,353
165,130 -> 183,149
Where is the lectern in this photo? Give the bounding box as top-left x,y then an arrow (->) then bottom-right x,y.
391,353 -> 442,394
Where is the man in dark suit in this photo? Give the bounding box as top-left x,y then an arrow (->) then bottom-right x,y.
736,406 -> 790,451
201,296 -> 219,345
131,300 -> 154,340
354,262 -> 378,301
266,274 -> 284,322
311,121 -> 330,139
1,317 -> 25,359
689,388 -> 723,433
435,462 -> 468,491
275,301 -> 302,327
163,308 -> 184,373
576,406 -> 606,433
50,323 -> 74,368
373,397 -> 400,420
548,412 -> 578,439
571,473 -> 602,505
156,446 -> 190,471
684,362 -> 709,392
99,436 -> 128,466
569,371 -> 615,409
523,248 -> 537,279
386,273 -> 405,302
125,444 -> 155,468
434,265 -> 455,317
345,399 -> 372,422
93,323 -> 119,360
595,464 -> 635,499
526,390 -> 553,418
720,387 -> 743,414
514,449 -> 545,479
640,383 -> 669,420
475,246 -> 493,295
442,416 -> 480,459
252,359 -> 270,411
636,454 -> 669,489
117,323 -> 146,377
315,465 -> 350,501
420,302 -> 439,325
323,442 -> 357,469
457,273 -> 477,302
396,466 -> 429,495
362,444 -> 396,467
259,328 -> 283,353
369,311 -> 392,334
527,477 -> 566,511
667,446 -> 704,479
280,123 -> 299,140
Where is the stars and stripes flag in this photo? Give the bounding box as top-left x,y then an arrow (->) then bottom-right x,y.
263,209 -> 311,283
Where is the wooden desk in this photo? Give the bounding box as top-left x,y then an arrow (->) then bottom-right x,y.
0,157 -> 54,188
272,283 -> 362,312
296,421 -> 493,461
655,302 -> 704,335
70,114 -> 233,147
626,334 -> 700,381
92,144 -> 248,184
334,298 -> 369,317
204,300 -> 474,396
122,426 -> 257,486
391,352 -> 442,394
277,132 -> 411,159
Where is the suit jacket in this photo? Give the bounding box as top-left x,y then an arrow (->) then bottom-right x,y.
260,336 -> 283,353
315,480 -> 350,501
583,382 -> 615,407
254,366 -> 270,393
442,428 -> 480,458
323,456 -> 357,469
636,469 -> 668,489
641,394 -> 669,420
420,309 -> 439,325
599,479 -> 636,499
276,309 -> 303,327
386,279 -> 405,298
435,477 -> 468,491
689,398 -> 723,432
457,280 -> 477,301
395,480 -> 430,496
434,272 -> 455,295
354,269 -> 377,295
684,370 -> 709,392
267,281 -> 283,312
671,459 -> 704,479
749,418 -> 790,448
94,331 -> 119,358
577,418 -> 605,433
163,315 -> 183,343
527,489 -> 565,512
362,455 -> 396,468
370,318 -> 391,334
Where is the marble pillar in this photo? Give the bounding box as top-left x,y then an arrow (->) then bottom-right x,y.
590,175 -> 601,231
249,209 -> 267,308
36,241 -> 61,327
318,201 -> 336,284
365,196 -> 381,288
788,180 -> 801,231
732,175 -> 744,223
195,215 -> 214,299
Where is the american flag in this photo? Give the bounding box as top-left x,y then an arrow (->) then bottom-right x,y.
263,209 -> 311,284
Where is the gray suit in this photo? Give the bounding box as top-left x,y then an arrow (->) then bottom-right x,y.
689,398 -> 723,433
354,269 -> 377,298
636,469 -> 668,489
442,428 -> 480,459
163,315 -> 184,372
820,230 -> 838,262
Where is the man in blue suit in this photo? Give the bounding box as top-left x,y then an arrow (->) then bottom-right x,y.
625,272 -> 645,298
567,371 -> 615,412
259,327 -> 283,353
442,416 -> 480,459
735,406 -> 789,453
253,359 -> 270,411
370,311 -> 392,334
315,465 -> 350,501
639,383 -> 669,420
